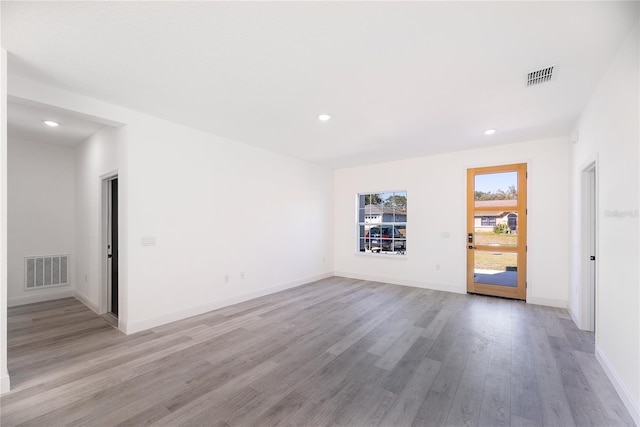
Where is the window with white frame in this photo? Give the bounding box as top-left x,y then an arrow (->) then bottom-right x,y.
357,191 -> 407,255
481,216 -> 496,226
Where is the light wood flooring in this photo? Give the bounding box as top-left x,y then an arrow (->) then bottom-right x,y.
1,277 -> 635,426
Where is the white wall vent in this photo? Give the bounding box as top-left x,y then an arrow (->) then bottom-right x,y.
527,66 -> 554,86
25,255 -> 69,290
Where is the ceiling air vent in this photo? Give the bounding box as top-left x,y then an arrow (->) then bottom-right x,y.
527,66 -> 554,86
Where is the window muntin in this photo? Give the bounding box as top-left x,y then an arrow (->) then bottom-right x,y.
358,191 -> 407,255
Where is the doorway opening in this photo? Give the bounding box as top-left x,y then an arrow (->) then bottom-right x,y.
102,174 -> 119,326
467,163 -> 527,300
582,163 -> 596,332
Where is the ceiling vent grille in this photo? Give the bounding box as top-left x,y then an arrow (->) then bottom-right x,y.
527,66 -> 554,86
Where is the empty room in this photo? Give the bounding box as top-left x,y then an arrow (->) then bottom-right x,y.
0,1 -> 638,426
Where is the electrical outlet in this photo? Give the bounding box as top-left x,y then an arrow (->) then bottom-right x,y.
224,275 -> 229,283
436,264 -> 440,271
240,272 -> 245,279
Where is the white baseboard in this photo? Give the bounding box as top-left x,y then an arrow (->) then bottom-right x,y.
526,296 -> 568,309
7,289 -> 74,307
121,272 -> 334,335
1,373 -> 10,394
335,272 -> 570,310
73,291 -> 100,314
333,271 -> 465,295
596,346 -> 639,426
568,305 -> 582,329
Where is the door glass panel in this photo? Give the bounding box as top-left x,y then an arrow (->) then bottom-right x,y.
474,211 -> 518,246
474,171 -> 518,209
474,250 -> 518,287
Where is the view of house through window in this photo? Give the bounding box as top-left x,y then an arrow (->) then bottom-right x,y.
358,191 -> 407,255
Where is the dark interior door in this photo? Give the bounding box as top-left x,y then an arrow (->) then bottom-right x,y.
111,179 -> 119,316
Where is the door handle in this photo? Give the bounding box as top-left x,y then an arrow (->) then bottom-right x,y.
468,245 -> 476,250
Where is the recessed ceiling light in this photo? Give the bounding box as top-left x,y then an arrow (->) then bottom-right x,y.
318,114 -> 332,122
43,120 -> 59,127
483,128 -> 496,135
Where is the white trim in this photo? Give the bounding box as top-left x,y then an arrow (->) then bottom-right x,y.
73,291 -> 100,315
568,306 -> 581,330
596,346 -> 640,426
526,296 -> 567,309
353,252 -> 408,260
334,271 -> 465,295
580,158 -> 598,332
120,272 -> 333,335
7,289 -> 74,307
0,373 -> 9,394
355,191 -> 408,255
1,48 -> 8,400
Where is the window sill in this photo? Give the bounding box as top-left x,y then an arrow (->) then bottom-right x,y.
354,252 -> 408,260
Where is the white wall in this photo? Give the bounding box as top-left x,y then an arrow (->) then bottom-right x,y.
8,77 -> 335,336
569,21 -> 639,424
124,117 -> 334,332
334,136 -> 570,307
7,138 -> 76,306
74,126 -> 122,315
1,48 -> 10,394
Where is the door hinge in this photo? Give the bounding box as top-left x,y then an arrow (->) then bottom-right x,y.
526,208 -> 528,215
526,245 -> 528,252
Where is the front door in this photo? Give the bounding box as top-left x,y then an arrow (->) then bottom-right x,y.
467,163 -> 527,300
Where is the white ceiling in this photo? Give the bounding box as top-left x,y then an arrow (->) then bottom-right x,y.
2,1 -> 638,168
7,98 -> 105,147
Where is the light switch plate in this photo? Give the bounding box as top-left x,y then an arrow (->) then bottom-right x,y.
141,236 -> 157,246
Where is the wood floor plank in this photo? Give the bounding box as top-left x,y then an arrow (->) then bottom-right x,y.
331,383 -> 396,426
379,357 -> 441,427
572,350 -> 636,426
367,317 -> 412,356
1,277 -> 634,427
558,317 -> 595,354
381,336 -> 435,395
413,336 -> 474,425
528,325 -> 576,427
2,325 -> 234,424
153,359 -> 279,426
510,332 -> 543,426
374,325 -> 424,371
478,370 -> 511,427
279,351 -> 381,426
478,331 -> 512,427
326,293 -> 405,357
444,334 -> 493,427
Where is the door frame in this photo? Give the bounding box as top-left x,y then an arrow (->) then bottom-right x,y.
467,163 -> 527,300
100,171 -> 119,318
581,160 -> 597,332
